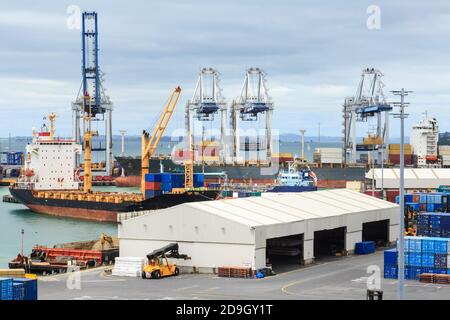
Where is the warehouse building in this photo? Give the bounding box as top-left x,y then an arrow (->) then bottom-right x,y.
366,168 -> 450,190
118,189 -> 399,273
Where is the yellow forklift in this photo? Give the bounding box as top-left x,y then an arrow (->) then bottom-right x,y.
142,243 -> 190,279
405,204 -> 417,236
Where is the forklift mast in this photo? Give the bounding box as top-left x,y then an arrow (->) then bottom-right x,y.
146,243 -> 191,261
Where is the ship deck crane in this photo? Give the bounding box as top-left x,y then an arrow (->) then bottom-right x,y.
141,87 -> 182,196
82,93 -> 95,193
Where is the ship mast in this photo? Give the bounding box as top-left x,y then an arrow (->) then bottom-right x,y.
82,93 -> 93,193
49,113 -> 56,141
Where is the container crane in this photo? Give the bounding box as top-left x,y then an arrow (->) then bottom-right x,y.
72,12 -> 113,175
141,87 -> 182,196
185,68 -> 227,163
342,68 -> 392,164
230,68 -> 274,164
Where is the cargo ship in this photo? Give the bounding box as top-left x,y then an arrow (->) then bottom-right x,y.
9,108 -> 220,223
115,155 -> 366,189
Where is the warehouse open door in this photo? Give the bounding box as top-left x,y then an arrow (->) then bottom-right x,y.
265,234 -> 303,273
314,227 -> 346,259
362,219 -> 389,247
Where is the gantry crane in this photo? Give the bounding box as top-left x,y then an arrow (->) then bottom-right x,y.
72,12 -> 113,175
342,68 -> 392,164
141,87 -> 182,196
185,68 -> 227,163
230,68 -> 274,164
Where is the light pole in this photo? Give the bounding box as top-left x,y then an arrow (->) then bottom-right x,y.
300,129 -> 306,161
391,88 -> 412,301
119,130 -> 126,157
381,142 -> 384,200
21,229 -> 24,256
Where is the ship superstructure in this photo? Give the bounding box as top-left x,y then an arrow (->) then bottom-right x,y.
20,114 -> 81,191
410,113 -> 439,167
267,162 -> 317,192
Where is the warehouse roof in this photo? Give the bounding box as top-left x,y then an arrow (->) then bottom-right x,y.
366,168 -> 450,189
182,189 -> 398,227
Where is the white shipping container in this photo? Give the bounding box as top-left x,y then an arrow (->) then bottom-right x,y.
314,148 -> 343,164
318,148 -> 342,154
346,181 -> 364,192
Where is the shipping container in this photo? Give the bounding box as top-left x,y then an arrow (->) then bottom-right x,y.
145,182 -> 161,190
145,190 -> 162,199
145,173 -> 162,183
354,241 -> 375,254
12,278 -> 37,300
0,277 -> 13,300
388,154 -> 413,165
12,283 -> 24,300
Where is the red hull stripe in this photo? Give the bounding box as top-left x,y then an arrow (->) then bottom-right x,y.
27,204 -> 117,223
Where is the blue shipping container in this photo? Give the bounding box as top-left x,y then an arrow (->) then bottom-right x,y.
409,238 -> 422,252
12,283 -> 24,300
354,241 -> 375,255
421,253 -> 435,267
13,278 -> 37,300
161,173 -> 172,183
384,265 -> 398,279
145,190 -> 162,199
145,173 -> 161,182
409,252 -> 421,267
161,182 -> 172,192
384,249 -> 397,265
422,239 -> 435,253
0,277 -> 13,300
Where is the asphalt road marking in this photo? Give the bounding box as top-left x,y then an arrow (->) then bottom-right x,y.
281,264 -> 364,295
192,292 -> 259,300
174,284 -> 200,291
80,279 -> 126,283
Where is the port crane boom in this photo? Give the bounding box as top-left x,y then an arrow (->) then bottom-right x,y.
141,87 -> 182,195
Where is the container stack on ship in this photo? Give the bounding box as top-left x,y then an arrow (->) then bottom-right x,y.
10,90 -> 220,223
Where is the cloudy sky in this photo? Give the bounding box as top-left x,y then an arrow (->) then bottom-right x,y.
1,0 -> 449,138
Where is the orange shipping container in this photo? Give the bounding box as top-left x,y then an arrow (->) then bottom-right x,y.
145,182 -> 161,190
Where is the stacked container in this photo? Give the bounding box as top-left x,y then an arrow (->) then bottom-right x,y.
198,141 -> 219,163
313,148 -> 343,164
171,174 -> 185,189
145,173 -> 205,197
161,173 -> 173,192
388,144 -> 412,165
12,283 -> 24,300
13,278 -> 38,300
417,213 -> 450,238
193,173 -> 205,188
0,278 -> 13,300
384,236 -> 450,280
395,192 -> 447,213
439,146 -> 450,167
144,173 -> 162,199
